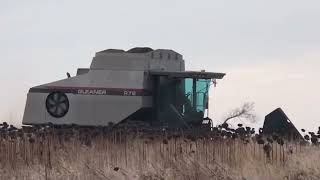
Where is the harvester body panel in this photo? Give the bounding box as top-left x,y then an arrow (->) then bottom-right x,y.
22,48 -> 225,127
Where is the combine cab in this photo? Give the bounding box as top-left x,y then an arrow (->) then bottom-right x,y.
22,47 -> 225,128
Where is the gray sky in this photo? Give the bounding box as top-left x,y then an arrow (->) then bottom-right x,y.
1,0 -> 319,131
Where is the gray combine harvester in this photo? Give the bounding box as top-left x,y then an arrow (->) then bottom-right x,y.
22,47 -> 225,129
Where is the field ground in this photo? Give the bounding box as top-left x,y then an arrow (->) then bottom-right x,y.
0,128 -> 319,180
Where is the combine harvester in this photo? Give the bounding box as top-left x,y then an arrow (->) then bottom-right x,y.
23,47 -> 225,129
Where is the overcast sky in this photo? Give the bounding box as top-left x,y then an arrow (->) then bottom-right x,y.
1,0 -> 319,131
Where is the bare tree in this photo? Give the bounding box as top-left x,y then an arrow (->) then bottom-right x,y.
223,102 -> 256,124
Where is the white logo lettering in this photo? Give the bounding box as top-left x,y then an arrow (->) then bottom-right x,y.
78,89 -> 107,95
124,90 -> 137,96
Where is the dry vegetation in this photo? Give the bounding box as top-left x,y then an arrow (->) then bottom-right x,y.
0,123 -> 320,180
